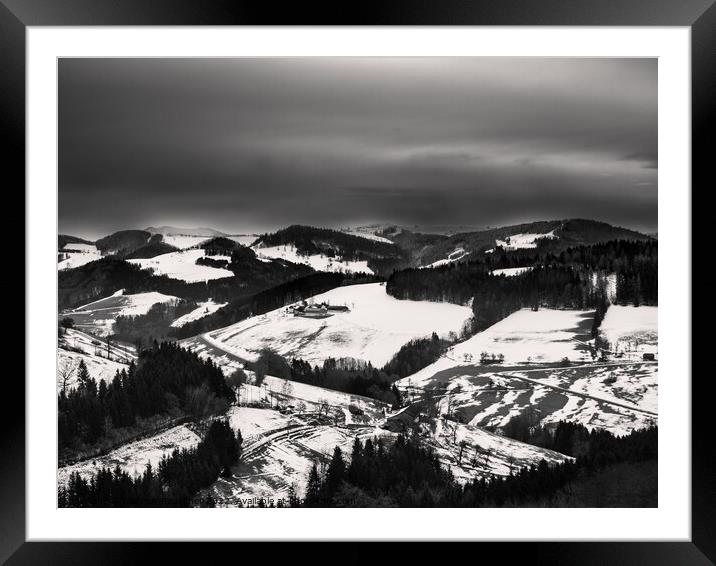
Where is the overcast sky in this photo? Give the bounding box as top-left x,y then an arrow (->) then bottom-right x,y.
59,58 -> 657,239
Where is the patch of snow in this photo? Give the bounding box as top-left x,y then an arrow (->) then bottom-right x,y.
58,249 -> 103,270
490,266 -> 534,277
62,243 -> 97,253
128,248 -> 235,282
252,244 -> 373,275
494,230 -> 557,251
421,248 -> 471,269
229,235 -> 259,247
599,305 -> 658,356
66,291 -> 181,336
342,230 -> 395,244
400,308 -> 593,389
160,235 -> 210,249
170,300 -> 228,328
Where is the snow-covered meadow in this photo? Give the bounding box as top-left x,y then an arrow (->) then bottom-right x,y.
128,248 -> 235,282
64,290 -> 180,336
193,283 -> 473,367
494,230 -> 557,251
599,305 -> 658,356
491,266 -> 534,277
253,243 -> 374,274
58,242 -> 103,270
170,299 -> 228,328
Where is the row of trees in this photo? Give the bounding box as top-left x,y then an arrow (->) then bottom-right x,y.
58,343 -> 234,452
287,357 -> 402,408
244,333 -> 452,408
382,332 -> 452,379
301,422 -> 657,507
58,420 -> 241,507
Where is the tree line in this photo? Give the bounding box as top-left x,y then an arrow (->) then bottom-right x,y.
387,241 -> 657,334
285,357 -> 402,408
244,333 -> 454,407
58,419 -> 241,507
298,422 -> 657,507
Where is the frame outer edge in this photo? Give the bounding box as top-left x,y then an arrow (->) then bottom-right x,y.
691,1 -> 716,563
0,1 -> 27,564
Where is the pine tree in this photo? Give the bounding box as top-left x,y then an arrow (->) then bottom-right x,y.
305,463 -> 322,507
324,446 -> 346,502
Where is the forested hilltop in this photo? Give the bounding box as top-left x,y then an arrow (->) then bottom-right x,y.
416,218 -> 653,266
387,239 -> 656,332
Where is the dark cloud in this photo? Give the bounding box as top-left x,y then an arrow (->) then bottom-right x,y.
59,58 -> 657,238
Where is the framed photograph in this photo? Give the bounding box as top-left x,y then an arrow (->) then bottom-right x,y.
5,0 -> 711,562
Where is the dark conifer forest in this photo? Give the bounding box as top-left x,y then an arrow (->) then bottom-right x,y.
301,424 -> 657,507
58,419 -> 241,507
58,343 -> 233,457
387,239 -> 657,332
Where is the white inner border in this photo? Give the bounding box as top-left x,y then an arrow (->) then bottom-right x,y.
27,27 -> 691,541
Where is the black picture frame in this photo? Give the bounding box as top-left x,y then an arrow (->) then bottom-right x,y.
4,0 -> 711,563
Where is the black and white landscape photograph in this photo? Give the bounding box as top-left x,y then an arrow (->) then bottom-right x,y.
57,57 -> 658,508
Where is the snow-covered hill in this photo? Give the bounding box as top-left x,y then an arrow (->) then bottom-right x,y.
57,328 -> 136,389
394,307 -> 657,436
170,299 -> 228,328
64,290 -> 180,336
253,243 -> 373,274
188,283 -> 473,367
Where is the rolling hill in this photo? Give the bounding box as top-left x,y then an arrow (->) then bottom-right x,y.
253,225 -> 407,276
418,219 -> 653,267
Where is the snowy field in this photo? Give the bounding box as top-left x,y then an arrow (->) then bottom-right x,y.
398,361 -> 656,436
58,328 -> 137,388
64,290 -> 180,336
194,283 -> 473,367
159,234 -> 209,249
491,266 -> 534,277
494,230 -> 557,251
170,299 -> 228,328
253,244 -> 373,274
599,305 -> 658,356
62,243 -> 97,253
230,235 -> 260,247
402,308 -> 594,390
58,424 -> 200,486
128,248 -> 235,282
393,306 -> 657,436
58,245 -> 103,270
342,229 -> 395,244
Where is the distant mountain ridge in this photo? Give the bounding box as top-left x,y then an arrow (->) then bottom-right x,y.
418,218 -> 653,266
145,226 -> 228,237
